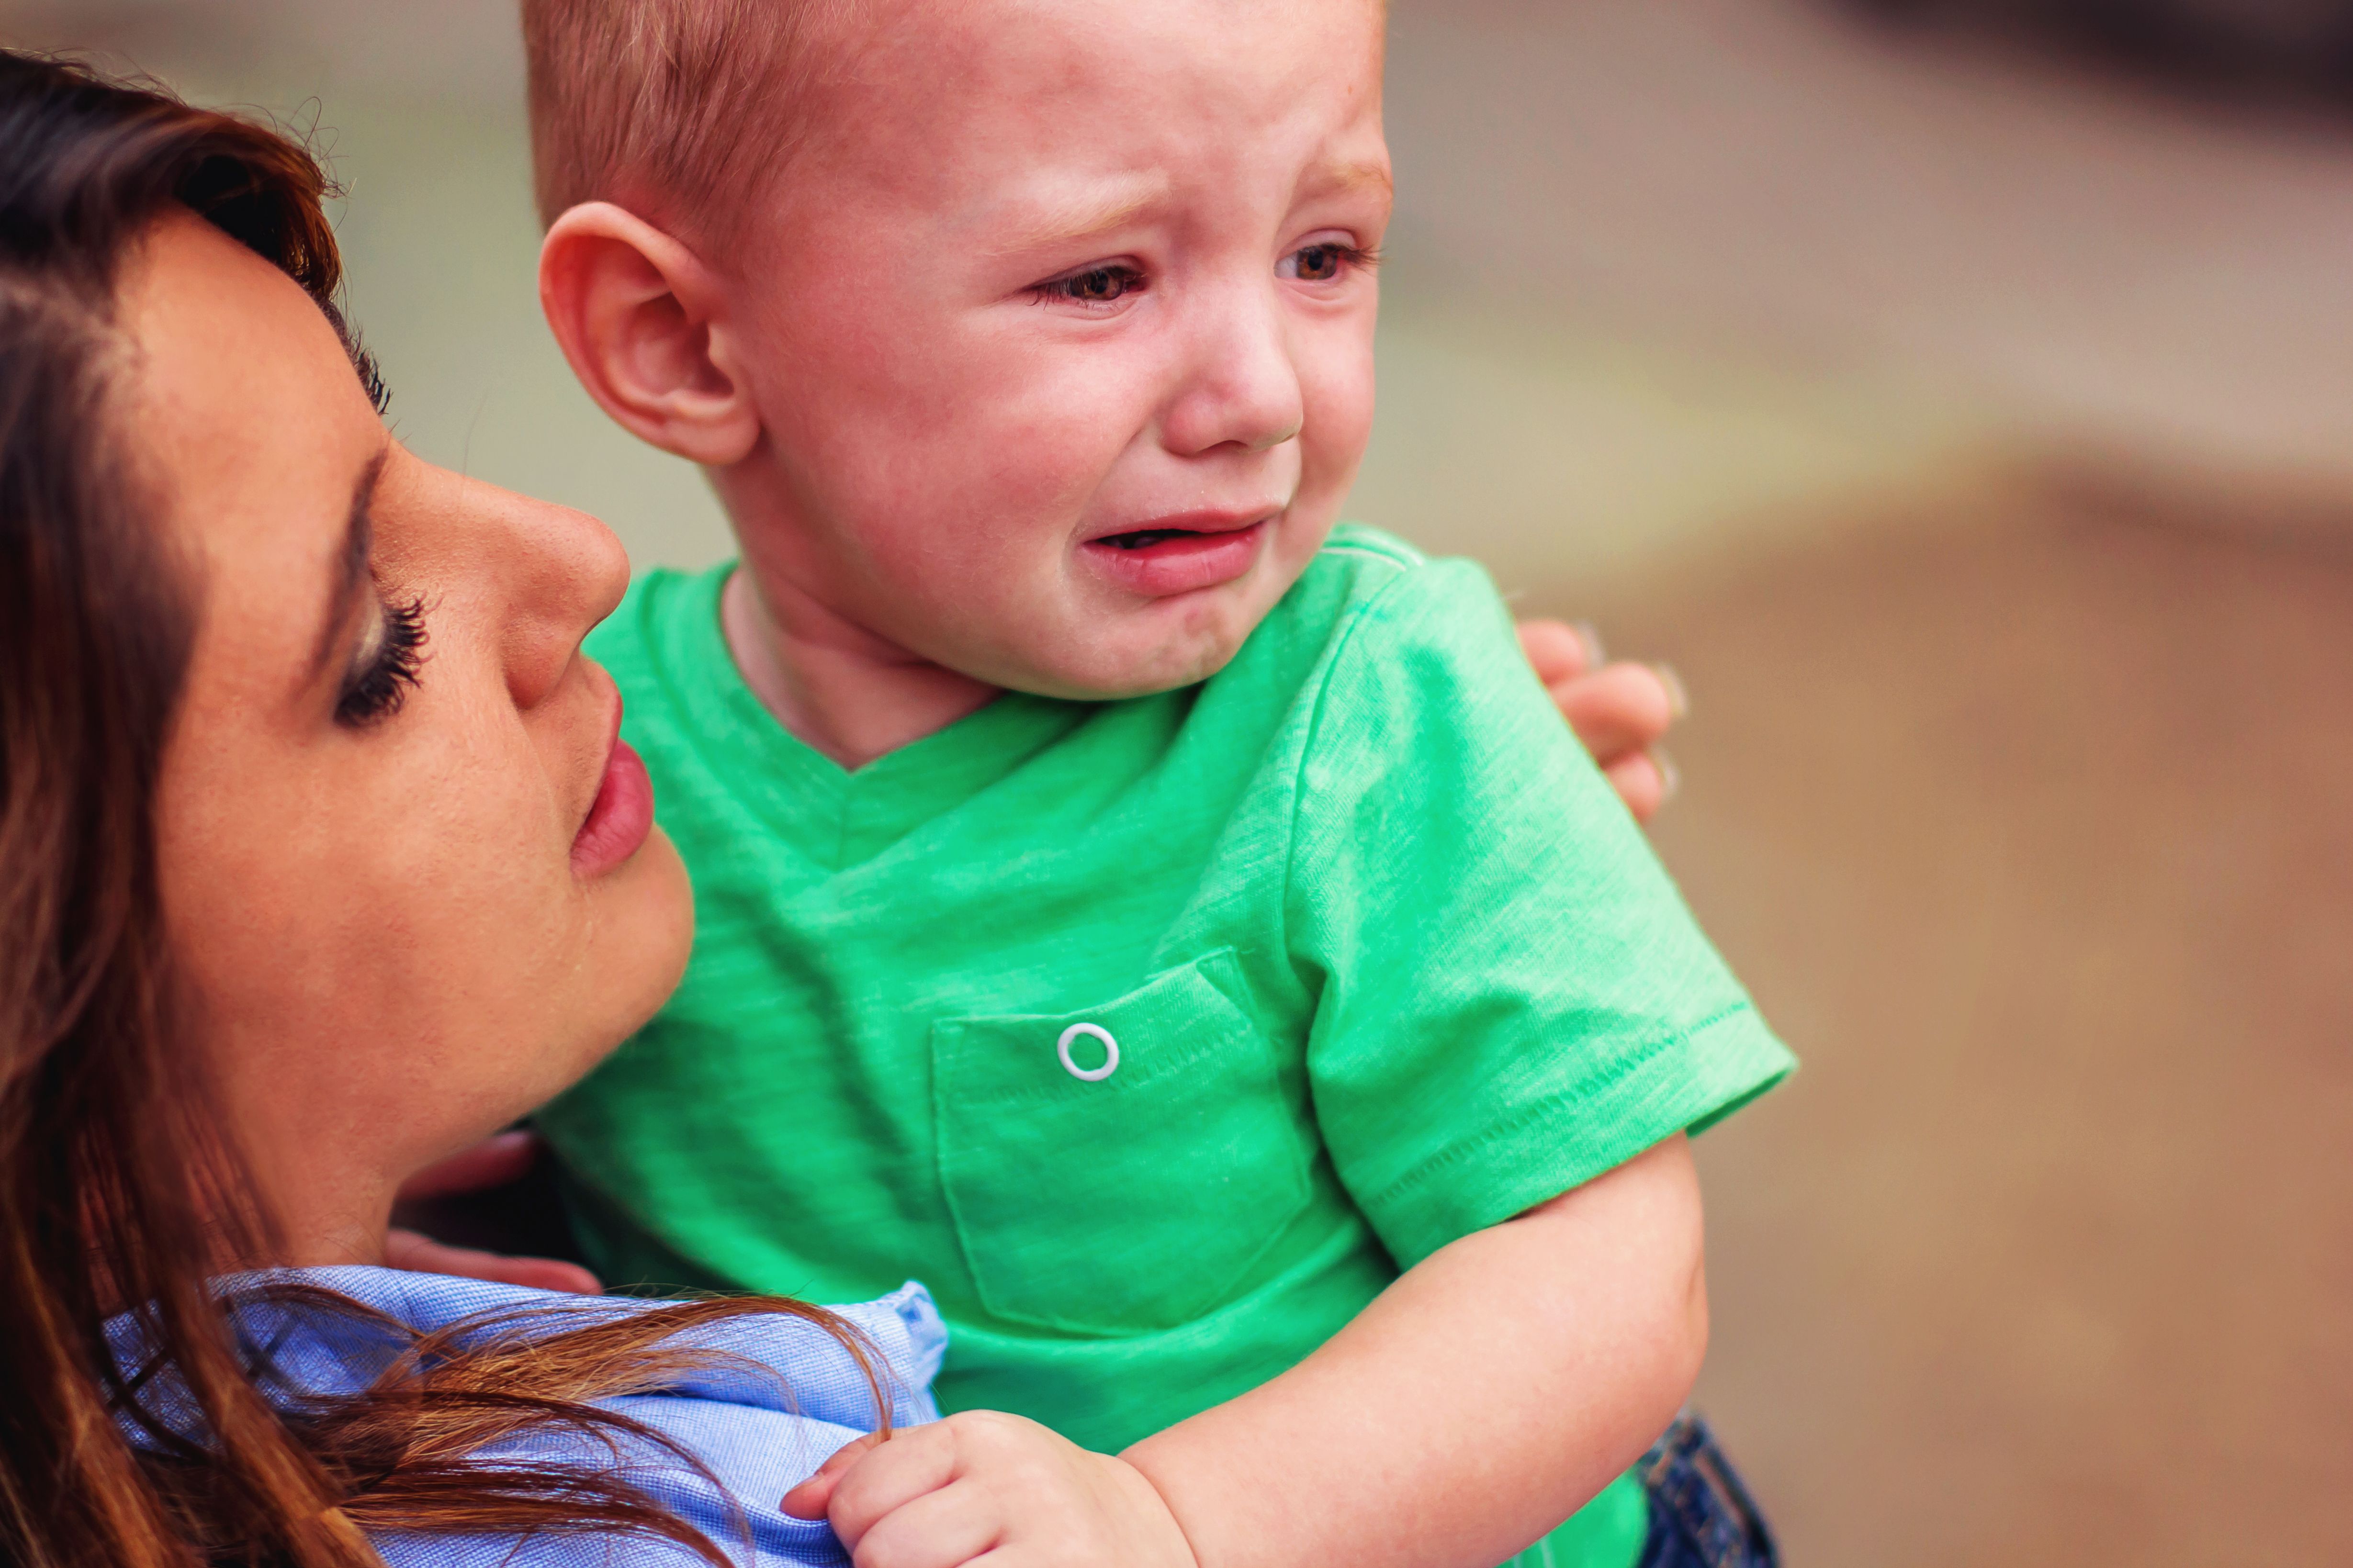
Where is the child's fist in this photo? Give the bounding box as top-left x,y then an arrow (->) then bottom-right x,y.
784,1410 -> 1198,1568
1518,618 -> 1687,823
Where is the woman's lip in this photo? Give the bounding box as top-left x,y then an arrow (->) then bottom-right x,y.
1080,515 -> 1272,597
572,735 -> 654,879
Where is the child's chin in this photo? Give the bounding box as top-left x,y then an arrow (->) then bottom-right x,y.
1018,634 -> 1244,701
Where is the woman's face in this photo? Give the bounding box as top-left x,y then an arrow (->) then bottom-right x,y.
126,211 -> 691,1264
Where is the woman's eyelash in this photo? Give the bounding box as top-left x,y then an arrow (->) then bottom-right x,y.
335,594 -> 429,728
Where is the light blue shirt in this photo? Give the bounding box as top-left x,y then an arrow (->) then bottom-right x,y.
132,1267 -> 945,1567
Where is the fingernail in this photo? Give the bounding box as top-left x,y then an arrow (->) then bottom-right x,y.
1654,663 -> 1689,719
1573,620 -> 1606,667
1654,747 -> 1681,803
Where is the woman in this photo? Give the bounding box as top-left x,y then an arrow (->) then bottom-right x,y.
0,51 -> 940,1568
0,48 -> 1699,1568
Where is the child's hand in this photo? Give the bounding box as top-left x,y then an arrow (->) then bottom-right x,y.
1518,618 -> 1687,822
784,1411 -> 1199,1568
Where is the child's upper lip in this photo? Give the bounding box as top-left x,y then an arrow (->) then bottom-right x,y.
1081,505 -> 1279,544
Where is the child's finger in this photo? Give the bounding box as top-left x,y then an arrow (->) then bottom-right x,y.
843,1479 -> 999,1568
823,1424 -> 965,1549
1517,617 -> 1598,686
1551,662 -> 1684,763
381,1227 -> 602,1295
780,1432 -> 888,1520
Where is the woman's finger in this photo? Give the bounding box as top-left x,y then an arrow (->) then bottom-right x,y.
1517,618 -> 1600,686
1550,661 -> 1684,763
381,1227 -> 601,1295
394,1129 -> 542,1200
1602,749 -> 1677,824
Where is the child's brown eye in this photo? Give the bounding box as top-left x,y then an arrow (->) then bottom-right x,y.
1292,245 -> 1343,281
1040,265 -> 1143,305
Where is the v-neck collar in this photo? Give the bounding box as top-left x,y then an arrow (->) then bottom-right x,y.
675,567 -> 1091,869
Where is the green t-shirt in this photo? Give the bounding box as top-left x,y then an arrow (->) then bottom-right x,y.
543,525 -> 1793,1568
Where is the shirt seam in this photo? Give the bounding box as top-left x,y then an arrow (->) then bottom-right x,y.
1277,548 -> 1432,990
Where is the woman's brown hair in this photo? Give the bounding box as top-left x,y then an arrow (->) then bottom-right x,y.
0,51 -> 886,1568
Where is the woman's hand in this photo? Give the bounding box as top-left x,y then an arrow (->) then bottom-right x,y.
385,1130 -> 602,1294
1519,618 -> 1686,822
382,1226 -> 601,1295
784,1412 -> 1199,1568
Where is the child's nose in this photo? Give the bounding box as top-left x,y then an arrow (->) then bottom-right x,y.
1159,291 -> 1305,458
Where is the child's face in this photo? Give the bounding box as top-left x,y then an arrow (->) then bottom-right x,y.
721,0 -> 1389,698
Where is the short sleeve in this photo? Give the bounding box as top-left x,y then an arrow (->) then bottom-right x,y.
1288,558 -> 1794,1269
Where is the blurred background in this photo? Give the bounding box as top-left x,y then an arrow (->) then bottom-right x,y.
9,0 -> 2351,1559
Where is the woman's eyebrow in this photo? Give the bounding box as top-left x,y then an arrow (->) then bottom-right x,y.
308,448 -> 390,682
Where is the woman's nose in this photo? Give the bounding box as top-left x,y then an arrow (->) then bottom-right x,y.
470,478 -> 630,712
1158,284 -> 1306,459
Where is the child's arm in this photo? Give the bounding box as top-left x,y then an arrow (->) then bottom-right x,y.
1127,1133 -> 1704,1568
790,1134 -> 1704,1568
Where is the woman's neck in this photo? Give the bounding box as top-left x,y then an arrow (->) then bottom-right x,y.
720,564 -> 1000,770
245,1142 -> 396,1270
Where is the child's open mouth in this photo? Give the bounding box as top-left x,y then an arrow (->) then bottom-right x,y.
1102,528 -> 1196,551
1081,514 -> 1273,597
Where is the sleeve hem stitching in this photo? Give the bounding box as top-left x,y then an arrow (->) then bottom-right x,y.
1359,1000 -> 1773,1232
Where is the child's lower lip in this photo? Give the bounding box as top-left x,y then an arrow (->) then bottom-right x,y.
1081,521 -> 1268,597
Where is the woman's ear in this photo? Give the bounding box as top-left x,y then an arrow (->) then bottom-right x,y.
538,202 -> 759,467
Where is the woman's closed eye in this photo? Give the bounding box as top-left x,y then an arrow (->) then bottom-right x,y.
336,592 -> 429,728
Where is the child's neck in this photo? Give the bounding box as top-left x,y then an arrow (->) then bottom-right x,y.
721,564 -> 1002,770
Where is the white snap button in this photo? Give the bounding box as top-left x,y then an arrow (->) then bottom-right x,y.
1057,1022 -> 1119,1081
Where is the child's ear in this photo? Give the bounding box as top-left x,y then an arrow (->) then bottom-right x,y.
538,202 -> 759,467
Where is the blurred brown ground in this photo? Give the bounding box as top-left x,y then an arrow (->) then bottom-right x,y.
1555,467 -> 2353,1564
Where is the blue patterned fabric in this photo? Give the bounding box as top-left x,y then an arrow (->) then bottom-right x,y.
132,1267 -> 945,1567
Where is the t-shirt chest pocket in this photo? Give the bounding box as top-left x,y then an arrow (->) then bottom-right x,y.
929,949 -> 1313,1334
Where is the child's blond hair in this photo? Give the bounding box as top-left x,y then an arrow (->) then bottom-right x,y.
522,0 -> 856,236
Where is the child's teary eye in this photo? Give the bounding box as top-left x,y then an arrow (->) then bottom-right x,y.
336,593 -> 430,728
1278,242 -> 1378,283
1029,264 -> 1147,307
